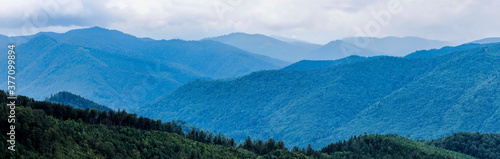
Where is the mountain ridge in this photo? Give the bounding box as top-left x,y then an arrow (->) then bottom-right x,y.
204,32 -> 321,62
140,42 -> 500,148
470,37 -> 500,44
341,36 -> 453,56
307,40 -> 380,60
0,27 -> 288,111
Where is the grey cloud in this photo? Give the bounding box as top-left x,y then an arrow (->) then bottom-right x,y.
0,0 -> 499,44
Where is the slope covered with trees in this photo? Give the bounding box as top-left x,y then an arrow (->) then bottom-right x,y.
405,43 -> 486,58
46,91 -> 113,111
141,42 -> 500,148
335,43 -> 500,142
0,91 -> 476,158
426,132 -> 500,159
0,91 -> 256,158
0,108 -> 258,158
319,134 -> 473,159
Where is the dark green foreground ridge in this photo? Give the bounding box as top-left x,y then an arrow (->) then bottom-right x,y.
0,91 -> 483,158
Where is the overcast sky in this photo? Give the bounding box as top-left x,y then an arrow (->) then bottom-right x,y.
1,0 -> 499,44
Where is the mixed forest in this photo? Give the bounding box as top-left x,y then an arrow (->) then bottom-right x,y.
2,91 -> 498,158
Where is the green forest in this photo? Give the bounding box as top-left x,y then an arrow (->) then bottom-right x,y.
2,91 -> 498,158
426,132 -> 500,159
140,43 -> 500,148
46,91 -> 113,111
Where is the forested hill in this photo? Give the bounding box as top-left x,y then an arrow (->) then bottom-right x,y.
46,91 -> 239,139
426,132 -> 500,159
0,91 -> 272,158
140,42 -> 500,148
0,91 -> 478,158
46,91 -> 113,111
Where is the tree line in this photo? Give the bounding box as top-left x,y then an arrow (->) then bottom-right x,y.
0,90 -> 492,158
5,91 -> 247,149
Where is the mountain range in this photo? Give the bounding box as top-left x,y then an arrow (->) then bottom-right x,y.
203,33 -> 322,62
341,36 -> 452,56
2,27 -> 493,112
306,40 -> 380,60
0,27 -> 288,110
2,27 -> 499,149
206,33 -> 454,62
140,42 -> 500,149
2,26 -> 500,158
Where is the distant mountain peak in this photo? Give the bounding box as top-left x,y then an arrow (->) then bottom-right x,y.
88,26 -> 107,29
210,32 -> 273,40
204,32 -> 321,62
79,26 -> 114,32
227,32 -> 253,36
65,26 -> 135,38
69,26 -> 110,32
25,34 -> 59,46
269,35 -> 314,44
308,40 -> 379,60
324,40 -> 347,46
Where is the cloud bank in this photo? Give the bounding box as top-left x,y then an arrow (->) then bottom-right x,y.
1,0 -> 499,44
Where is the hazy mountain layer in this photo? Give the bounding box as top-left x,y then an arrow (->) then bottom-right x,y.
342,36 -> 452,56
0,27 -> 287,110
205,32 -> 321,62
307,40 -> 380,60
206,33 -> 453,62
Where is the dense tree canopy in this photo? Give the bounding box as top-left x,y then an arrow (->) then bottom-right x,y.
0,91 -> 485,158
426,132 -> 500,159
